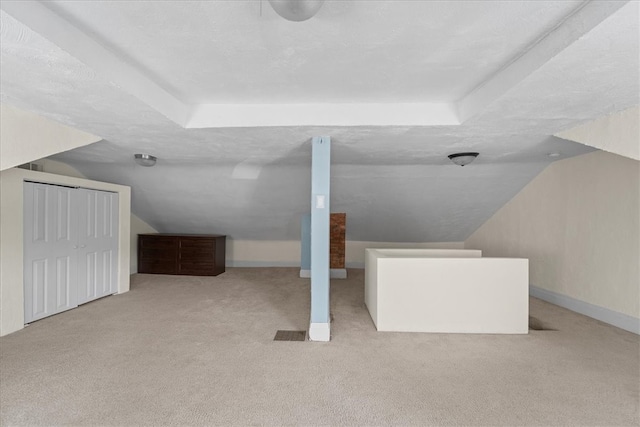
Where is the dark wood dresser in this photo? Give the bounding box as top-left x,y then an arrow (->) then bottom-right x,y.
138,234 -> 226,276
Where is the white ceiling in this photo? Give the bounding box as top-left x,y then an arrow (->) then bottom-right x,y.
42,0 -> 582,104
0,0 -> 638,242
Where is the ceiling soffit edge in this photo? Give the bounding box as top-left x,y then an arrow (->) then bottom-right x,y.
458,0 -> 630,122
186,103 -> 460,128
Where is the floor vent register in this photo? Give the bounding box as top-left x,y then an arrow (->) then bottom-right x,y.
274,330 -> 307,341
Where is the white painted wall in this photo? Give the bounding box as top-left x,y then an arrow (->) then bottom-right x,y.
365,248 -> 482,331
0,104 -> 101,171
556,106 -> 640,161
466,150 -> 639,330
0,168 -> 131,336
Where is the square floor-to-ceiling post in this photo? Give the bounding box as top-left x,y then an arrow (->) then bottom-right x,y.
309,136 -> 331,341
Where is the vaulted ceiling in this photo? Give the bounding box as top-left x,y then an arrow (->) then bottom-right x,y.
1,1 -> 637,241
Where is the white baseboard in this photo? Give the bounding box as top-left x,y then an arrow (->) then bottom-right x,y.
227,261 -> 299,267
300,269 -> 348,279
346,262 -> 365,269
309,322 -> 330,341
530,285 -> 639,335
331,269 -> 347,279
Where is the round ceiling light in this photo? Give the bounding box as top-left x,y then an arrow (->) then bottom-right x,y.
134,153 -> 157,167
268,0 -> 325,21
448,152 -> 479,167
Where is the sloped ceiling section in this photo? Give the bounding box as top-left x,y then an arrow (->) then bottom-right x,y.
1,1 -> 638,242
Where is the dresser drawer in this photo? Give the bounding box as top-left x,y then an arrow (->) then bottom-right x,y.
179,237 -> 215,249
137,234 -> 225,276
139,259 -> 177,275
140,247 -> 177,261
178,260 -> 216,276
179,247 -> 214,259
139,236 -> 176,249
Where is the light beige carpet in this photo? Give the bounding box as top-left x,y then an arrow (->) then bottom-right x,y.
1,268 -> 638,426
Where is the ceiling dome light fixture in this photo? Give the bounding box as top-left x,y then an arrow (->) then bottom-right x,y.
448,152 -> 479,167
134,153 -> 157,167
268,0 -> 325,22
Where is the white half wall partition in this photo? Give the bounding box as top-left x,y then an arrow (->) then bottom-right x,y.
347,241 -> 465,268
364,249 -> 528,334
0,167 -> 131,336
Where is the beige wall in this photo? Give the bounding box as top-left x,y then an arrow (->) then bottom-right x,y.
556,106 -> 639,161
226,239 -> 464,267
0,168 -> 131,336
466,151 -> 639,322
0,104 -> 101,171
41,159 -> 87,178
226,240 -> 300,266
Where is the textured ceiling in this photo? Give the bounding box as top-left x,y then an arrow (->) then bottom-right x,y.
1,0 -> 638,242
41,0 -> 581,103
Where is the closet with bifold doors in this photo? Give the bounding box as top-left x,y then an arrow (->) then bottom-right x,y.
23,181 -> 119,323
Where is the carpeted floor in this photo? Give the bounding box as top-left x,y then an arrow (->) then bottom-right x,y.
1,268 -> 638,426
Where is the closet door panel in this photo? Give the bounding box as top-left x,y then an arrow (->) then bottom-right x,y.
77,189 -> 119,304
23,182 -> 78,323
